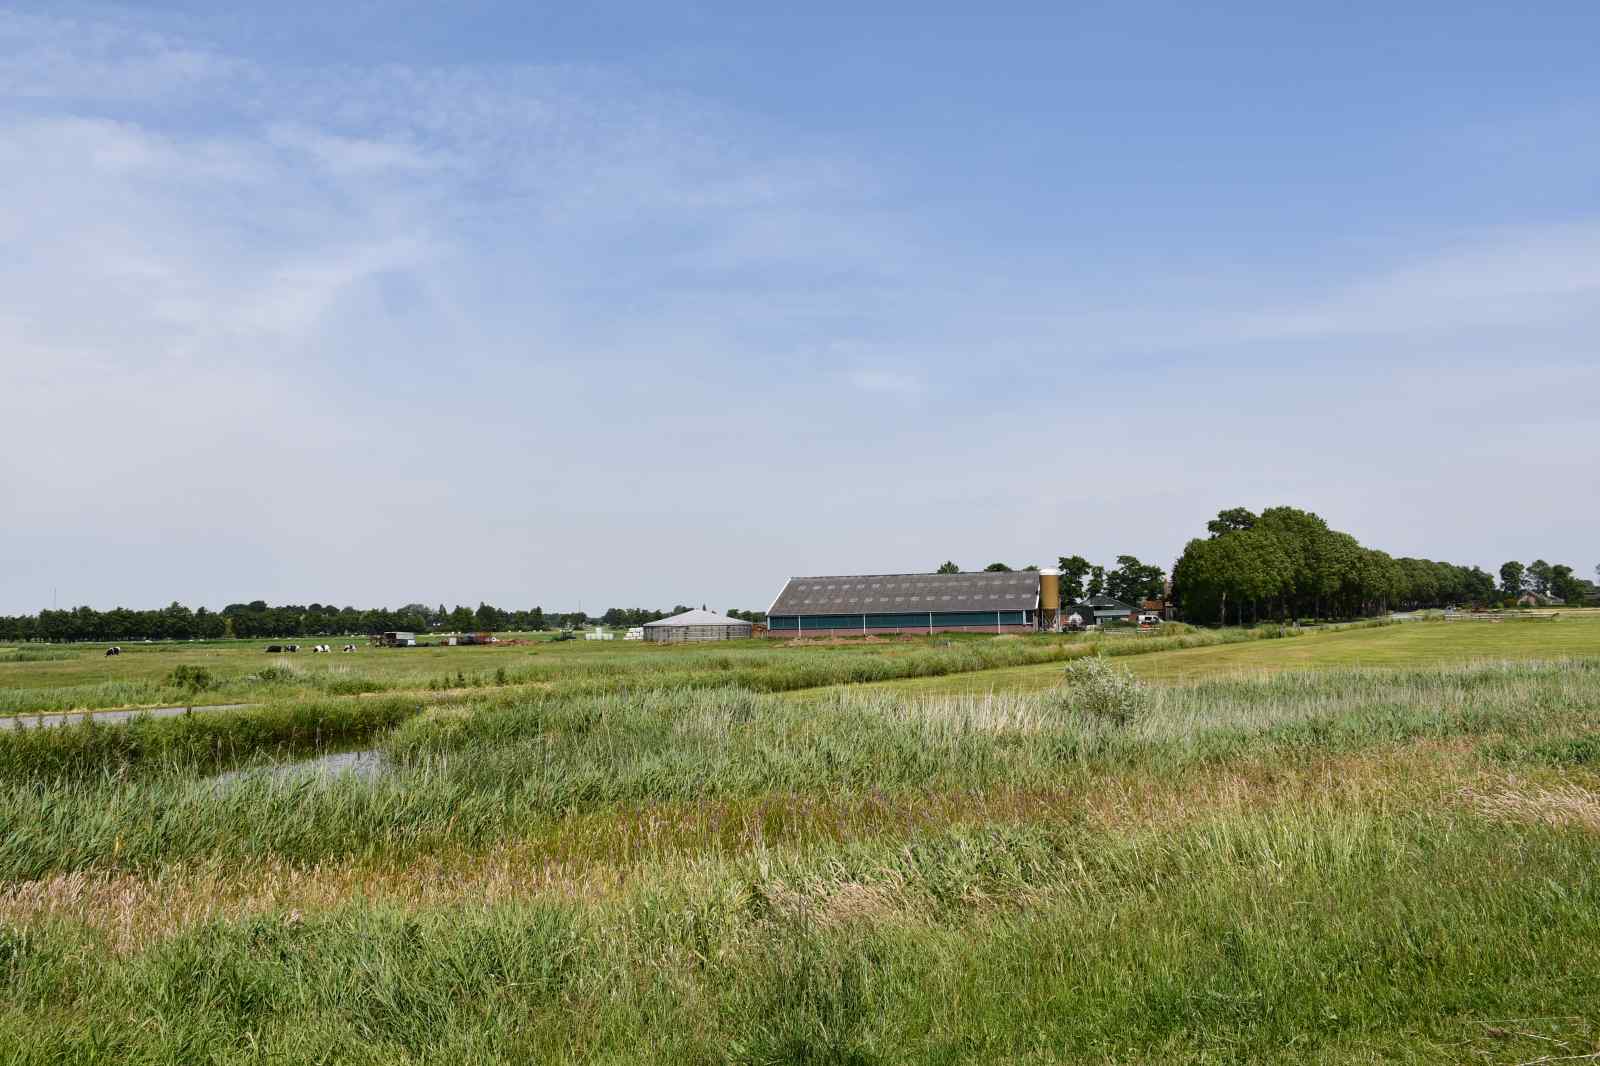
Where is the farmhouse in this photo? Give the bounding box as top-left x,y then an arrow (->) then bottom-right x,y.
766,570 -> 1051,637
642,608 -> 753,643
1073,595 -> 1136,626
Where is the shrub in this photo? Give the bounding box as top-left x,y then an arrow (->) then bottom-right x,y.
1060,657 -> 1146,727
166,665 -> 214,693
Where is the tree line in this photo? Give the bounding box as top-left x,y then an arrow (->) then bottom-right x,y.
938,557 -> 1167,606
595,607 -> 769,628
0,600 -> 775,643
1497,560 -> 1596,605
0,602 -> 546,642
1172,506 -> 1510,625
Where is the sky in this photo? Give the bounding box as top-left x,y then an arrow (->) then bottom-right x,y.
2,1 -> 1597,615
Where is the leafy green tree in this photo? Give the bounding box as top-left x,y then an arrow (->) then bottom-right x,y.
1086,565 -> 1106,598
1105,555 -> 1165,605
1527,560 -> 1552,595
1206,507 -> 1258,536
1549,564 -> 1581,604
1056,555 -> 1092,601
935,561 -> 960,574
983,562 -> 1012,572
1499,561 -> 1526,598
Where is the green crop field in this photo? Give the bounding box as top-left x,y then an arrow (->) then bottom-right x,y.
2,622 -> 1599,1063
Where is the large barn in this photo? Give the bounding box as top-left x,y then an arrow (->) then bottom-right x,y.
766,570 -> 1058,637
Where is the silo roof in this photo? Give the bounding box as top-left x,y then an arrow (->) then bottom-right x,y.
767,571 -> 1040,616
642,608 -> 750,628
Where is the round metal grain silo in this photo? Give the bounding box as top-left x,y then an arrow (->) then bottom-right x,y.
1038,567 -> 1061,632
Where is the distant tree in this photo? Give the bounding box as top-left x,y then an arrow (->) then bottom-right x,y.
983,562 -> 1012,572
1105,555 -> 1166,605
1206,507 -> 1258,537
935,561 -> 960,574
1527,560 -> 1552,595
1056,555 -> 1092,602
1463,566 -> 1497,605
1499,561 -> 1526,598
1086,565 -> 1106,598
448,605 -> 475,631
1549,564 -> 1583,604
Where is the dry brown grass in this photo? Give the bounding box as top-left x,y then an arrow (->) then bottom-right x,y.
1461,778 -> 1600,832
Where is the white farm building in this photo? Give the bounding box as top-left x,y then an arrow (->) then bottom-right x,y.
641,609 -> 753,643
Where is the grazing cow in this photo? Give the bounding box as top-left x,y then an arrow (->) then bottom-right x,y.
266,645 -> 283,653
342,644 -> 357,652
104,646 -> 121,657
285,644 -> 299,653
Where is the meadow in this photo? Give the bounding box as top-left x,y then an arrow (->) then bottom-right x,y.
0,624 -> 1320,717
1,618 -> 1598,1062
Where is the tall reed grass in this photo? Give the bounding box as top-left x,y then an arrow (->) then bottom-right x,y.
0,660 -> 1593,881
0,807 -> 1594,1063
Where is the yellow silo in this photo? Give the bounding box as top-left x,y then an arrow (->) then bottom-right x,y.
1038,567 -> 1061,631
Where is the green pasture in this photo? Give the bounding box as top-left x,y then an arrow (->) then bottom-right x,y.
0,631 -> 1107,716
826,612 -> 1600,699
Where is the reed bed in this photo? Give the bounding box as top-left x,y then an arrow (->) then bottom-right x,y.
0,660 -> 1594,881
0,807 -> 1595,1063
1,654 -> 1596,1062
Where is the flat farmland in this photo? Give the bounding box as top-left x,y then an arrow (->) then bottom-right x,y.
2,619 -> 1599,1062
819,612 -> 1600,699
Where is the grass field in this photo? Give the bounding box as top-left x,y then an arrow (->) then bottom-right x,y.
825,611 -> 1600,698
0,626 -> 1293,716
2,621 -> 1598,1062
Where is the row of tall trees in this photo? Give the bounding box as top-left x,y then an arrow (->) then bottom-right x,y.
1171,506 -> 1500,625
1499,560 -> 1597,603
938,558 -> 1166,606
0,599 -> 777,643
1055,554 -> 1166,606
0,601 -> 555,643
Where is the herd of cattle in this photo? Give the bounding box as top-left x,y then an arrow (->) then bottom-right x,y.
264,644 -> 358,654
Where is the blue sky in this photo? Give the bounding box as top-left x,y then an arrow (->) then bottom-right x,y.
2,2 -> 1597,614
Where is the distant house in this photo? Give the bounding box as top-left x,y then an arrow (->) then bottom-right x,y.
1141,597 -> 1176,621
1517,592 -> 1564,607
1068,596 -> 1136,627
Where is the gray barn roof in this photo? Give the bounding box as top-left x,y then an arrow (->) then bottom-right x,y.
642,608 -> 750,628
768,572 -> 1040,616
